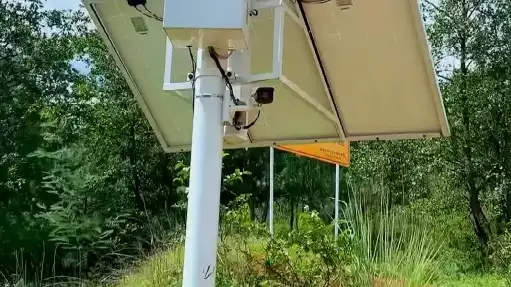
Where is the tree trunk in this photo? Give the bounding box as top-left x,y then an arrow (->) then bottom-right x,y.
262,201 -> 268,223
459,0 -> 490,244
467,182 -> 490,244
159,153 -> 173,186
249,195 -> 256,221
461,72 -> 490,244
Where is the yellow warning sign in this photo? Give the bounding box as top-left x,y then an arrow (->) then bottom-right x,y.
276,142 -> 350,167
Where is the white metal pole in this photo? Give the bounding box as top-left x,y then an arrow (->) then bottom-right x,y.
269,147 -> 274,236
334,164 -> 340,238
182,48 -> 225,287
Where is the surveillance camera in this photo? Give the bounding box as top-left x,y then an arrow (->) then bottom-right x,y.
254,87 -> 274,105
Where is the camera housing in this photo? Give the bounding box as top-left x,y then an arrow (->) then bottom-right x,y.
254,87 -> 274,105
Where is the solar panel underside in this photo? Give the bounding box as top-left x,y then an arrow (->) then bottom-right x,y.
298,0 -> 450,140
84,0 -> 449,153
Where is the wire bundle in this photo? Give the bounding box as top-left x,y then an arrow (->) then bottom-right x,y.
207,47 -> 261,131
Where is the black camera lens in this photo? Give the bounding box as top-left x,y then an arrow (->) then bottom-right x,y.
255,87 -> 274,105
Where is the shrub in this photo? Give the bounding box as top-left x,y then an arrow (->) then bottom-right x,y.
263,211 -> 354,286
218,195 -> 354,286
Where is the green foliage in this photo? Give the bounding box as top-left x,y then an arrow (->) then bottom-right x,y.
116,193 -> 448,287
408,185 -> 484,274
0,0 -> 93,280
221,194 -> 266,237
263,211 -> 353,286
489,225 -> 511,275
30,146 -> 117,271
118,196 -> 353,287
438,274 -> 508,287
422,0 -> 511,245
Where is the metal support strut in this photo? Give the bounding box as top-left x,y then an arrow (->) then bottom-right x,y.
182,48 -> 225,287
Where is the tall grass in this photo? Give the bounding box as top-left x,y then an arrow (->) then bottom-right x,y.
116,246 -> 184,287
343,191 -> 442,286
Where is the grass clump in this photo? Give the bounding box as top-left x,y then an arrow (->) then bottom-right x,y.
343,193 -> 441,286
116,245 -> 184,287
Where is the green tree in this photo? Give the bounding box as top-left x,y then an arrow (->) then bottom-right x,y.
0,0 -> 89,278
422,0 -> 510,245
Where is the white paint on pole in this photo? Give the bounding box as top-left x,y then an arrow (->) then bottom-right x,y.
334,164 -> 340,238
182,48 -> 225,287
269,147 -> 274,236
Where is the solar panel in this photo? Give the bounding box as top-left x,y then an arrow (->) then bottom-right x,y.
298,0 -> 450,140
84,0 -> 448,153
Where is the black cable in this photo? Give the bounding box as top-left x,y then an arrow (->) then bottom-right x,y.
187,47 -> 196,73
187,46 -> 196,114
208,46 -> 261,130
233,112 -> 242,130
208,46 -> 238,106
208,47 -> 240,129
134,6 -> 162,22
143,4 -> 163,21
243,109 -> 261,130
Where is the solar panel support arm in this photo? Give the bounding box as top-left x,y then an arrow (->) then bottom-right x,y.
162,6 -> 285,95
